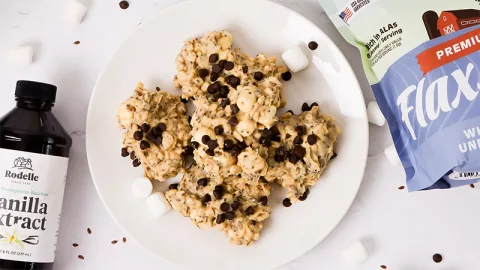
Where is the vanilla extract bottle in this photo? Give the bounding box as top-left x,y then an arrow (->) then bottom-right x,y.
0,81 -> 72,270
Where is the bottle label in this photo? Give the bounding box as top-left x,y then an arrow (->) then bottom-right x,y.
0,148 -> 69,263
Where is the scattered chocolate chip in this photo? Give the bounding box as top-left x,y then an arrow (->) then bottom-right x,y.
288,153 -> 298,164
254,72 -> 264,81
205,149 -> 215,156
73,40 -> 80,45
282,198 -> 292,207
242,66 -> 248,73
121,147 -> 129,157
294,135 -> 303,145
156,87 -> 161,91
73,243 -> 79,247
331,152 -> 337,159
293,145 -> 306,159
133,131 -> 143,141
470,184 -> 475,188
259,196 -> 268,206
245,206 -> 255,215
224,61 -> 234,70
219,85 -> 229,98
201,194 -> 211,204
236,141 -> 247,150
213,186 -> 224,199
207,140 -> 219,150
218,60 -> 226,68
207,82 -> 220,94
231,201 -> 241,211
210,72 -> 219,81
231,145 -> 242,156
398,185 -> 405,190
119,0 -> 129,9
298,189 -> 309,201
212,64 -> 222,74
183,146 -> 194,156
310,102 -> 319,109
230,104 -> 240,114
197,178 -> 209,187
307,134 -> 317,145
145,132 -> 155,142
168,183 -> 179,190
225,211 -> 235,220
295,125 -> 306,135
226,75 -> 240,88
209,54 -> 219,63
157,123 -> 167,132
301,102 -> 311,111
191,141 -> 200,149
132,159 -> 141,167
111,240 -> 118,244
87,228 -> 92,234
380,265 -> 387,269
152,127 -> 162,137
433,253 -> 442,263
198,68 -> 209,77
221,98 -> 230,108
216,213 -> 225,224
214,125 -> 224,135
140,140 -> 150,150
130,151 -> 136,160
228,116 -> 239,126
223,139 -> 234,150
78,255 -> 85,260
140,123 -> 150,133
181,98 -> 188,103
153,137 -> 162,146
281,71 -> 292,81
202,135 -> 211,144
308,41 -> 318,50
220,202 -> 230,212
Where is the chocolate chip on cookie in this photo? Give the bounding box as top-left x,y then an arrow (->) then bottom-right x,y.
145,132 -> 155,142
226,75 -> 240,88
205,149 -> 215,156
298,189 -> 309,201
330,152 -> 337,159
201,194 -> 211,204
307,134 -> 317,145
295,125 -> 306,135
202,135 -> 211,145
209,53 -> 219,63
191,141 -> 199,149
198,68 -> 209,78
214,125 -> 224,135
140,123 -> 150,133
231,145 -> 242,156
207,140 -> 219,150
207,82 -> 220,94
282,198 -> 292,207
259,196 -> 268,206
219,85 -> 229,98
310,102 -> 319,109
254,71 -> 264,81
224,61 -> 234,70
218,60 -> 226,68
228,116 -> 239,126
197,177 -> 209,187
216,213 -> 225,224
213,185 -> 224,199
140,140 -> 150,150
121,147 -> 129,157
130,151 -> 136,160
183,146 -> 194,156
288,153 -> 298,164
152,127 -> 162,137
231,201 -> 241,211
212,64 -> 223,74
245,206 -> 255,215
153,137 -> 162,146
293,135 -> 303,145
293,145 -> 306,159
236,141 -> 247,150
230,104 -> 240,114
301,102 -> 311,112
281,71 -> 292,81
224,139 -> 234,150
286,110 -> 294,115
157,123 -> 167,132
221,98 -> 230,108
242,66 -> 248,73
210,72 -> 219,81
133,131 -> 143,141
168,184 -> 178,190
132,159 -> 141,167
259,136 -> 271,147
225,211 -> 235,220
220,202 -> 230,212
181,98 -> 188,103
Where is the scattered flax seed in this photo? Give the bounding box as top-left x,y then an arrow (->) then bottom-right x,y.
122,237 -> 127,243
72,243 -> 79,247
470,184 -> 475,188
87,228 -> 92,234
398,186 -> 405,190
78,255 -> 84,260
380,265 -> 387,269
73,41 -> 80,45
111,240 -> 118,244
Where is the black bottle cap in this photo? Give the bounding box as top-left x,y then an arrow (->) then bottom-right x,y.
15,80 -> 57,103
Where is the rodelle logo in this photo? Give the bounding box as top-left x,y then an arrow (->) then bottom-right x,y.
4,157 -> 38,182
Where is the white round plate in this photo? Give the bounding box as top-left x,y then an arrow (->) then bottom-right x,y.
86,0 -> 368,269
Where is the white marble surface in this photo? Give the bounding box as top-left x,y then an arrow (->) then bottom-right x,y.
0,0 -> 479,269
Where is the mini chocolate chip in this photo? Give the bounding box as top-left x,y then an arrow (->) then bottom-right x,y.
231,145 -> 242,156
228,116 -> 239,126
259,196 -> 268,206
181,98 -> 188,103
295,125 -> 306,135
191,141 -> 199,149
230,104 -> 240,114
221,98 -> 230,108
231,201 -> 241,211
130,151 -> 136,160
153,137 -> 162,146
294,136 -> 303,145
307,134 -> 318,145
121,148 -> 129,157
206,149 -> 215,156
207,82 -> 220,94
226,75 -> 240,88
152,127 -> 162,137
433,253 -> 442,263
73,41 -> 80,45
308,41 -> 319,50
141,123 -> 150,133
245,206 -> 255,215
133,131 -> 143,141
236,141 -> 247,150
380,266 -> 387,269
310,102 -> 319,109
274,154 -> 284,162
183,146 -> 194,156
281,71 -> 292,81
293,145 -> 306,159
276,147 -> 287,158
207,140 -> 219,150
209,94 -> 220,102
140,140 -> 150,150
282,198 -> 292,207
201,194 -> 211,204
216,214 -> 225,224
119,0 -> 129,9
197,178 -> 209,187
225,211 -> 235,220
224,140 -> 234,150
270,126 -> 280,136
288,153 -> 298,164
209,54 -> 219,63
218,60 -> 226,68
301,102 -> 311,111
286,133 -> 291,139
254,72 -> 264,81
224,61 -> 234,70
202,135 -> 211,145
214,125 -> 224,135
220,202 -> 230,212
242,66 -> 248,73
331,152 -> 337,160
261,129 -> 272,138
157,123 -> 167,132
212,64 -> 222,74
259,136 -> 271,146
219,85 -> 229,98
298,189 -> 309,201
132,159 -> 141,167
286,110 -> 294,115
198,69 -> 209,77
210,72 -> 219,81
168,183 -> 179,190
213,185 -> 224,199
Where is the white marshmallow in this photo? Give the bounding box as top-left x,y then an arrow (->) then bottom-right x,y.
342,240 -> 368,265
7,46 -> 33,66
64,0 -> 87,24
385,144 -> 402,167
367,101 -> 386,126
282,45 -> 309,73
131,177 -> 153,199
146,192 -> 171,219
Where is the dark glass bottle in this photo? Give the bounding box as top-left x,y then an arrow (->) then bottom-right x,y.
0,81 -> 72,270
